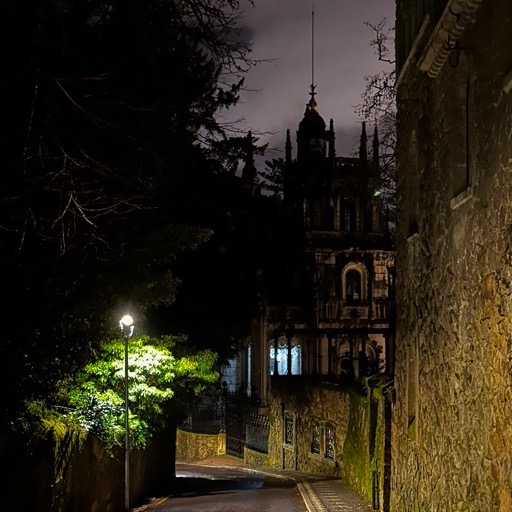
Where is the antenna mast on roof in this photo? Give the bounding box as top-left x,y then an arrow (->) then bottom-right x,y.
310,2 -> 317,108
312,2 -> 315,90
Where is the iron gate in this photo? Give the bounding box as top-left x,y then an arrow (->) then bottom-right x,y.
179,389 -> 269,458
224,392 -> 248,457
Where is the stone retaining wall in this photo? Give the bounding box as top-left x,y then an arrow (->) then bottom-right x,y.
244,446 -> 271,467
266,382 -> 387,503
175,429 -> 226,462
1,428 -> 174,512
394,1 -> 512,511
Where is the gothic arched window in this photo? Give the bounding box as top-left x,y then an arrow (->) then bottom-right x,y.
312,200 -> 325,228
342,201 -> 357,231
345,269 -> 362,303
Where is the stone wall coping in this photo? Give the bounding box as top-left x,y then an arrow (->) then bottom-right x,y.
418,0 -> 483,78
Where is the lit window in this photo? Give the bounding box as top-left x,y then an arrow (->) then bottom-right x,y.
345,269 -> 361,303
269,341 -> 302,376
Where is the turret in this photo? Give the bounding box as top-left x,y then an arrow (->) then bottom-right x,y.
297,86 -> 328,161
359,121 -> 368,162
372,125 -> 380,166
285,129 -> 292,166
328,119 -> 335,160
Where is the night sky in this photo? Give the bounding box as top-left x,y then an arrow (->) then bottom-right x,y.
221,0 -> 395,168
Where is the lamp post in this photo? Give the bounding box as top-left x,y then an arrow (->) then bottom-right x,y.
120,314 -> 134,512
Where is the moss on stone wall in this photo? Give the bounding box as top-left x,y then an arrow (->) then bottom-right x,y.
341,390 -> 386,504
267,381 -> 387,501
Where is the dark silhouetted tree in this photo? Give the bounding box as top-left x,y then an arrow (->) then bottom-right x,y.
260,157 -> 286,195
0,0 -> 256,425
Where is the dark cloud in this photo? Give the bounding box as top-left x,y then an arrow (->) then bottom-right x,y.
225,0 -> 395,164
237,25 -> 255,45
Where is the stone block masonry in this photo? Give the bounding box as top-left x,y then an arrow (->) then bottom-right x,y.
394,1 -> 512,510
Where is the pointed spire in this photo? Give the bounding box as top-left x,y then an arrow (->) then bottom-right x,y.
328,119 -> 335,159
285,129 -> 292,165
372,125 -> 380,165
359,121 -> 368,162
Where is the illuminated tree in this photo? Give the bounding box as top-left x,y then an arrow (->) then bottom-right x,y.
62,334 -> 218,451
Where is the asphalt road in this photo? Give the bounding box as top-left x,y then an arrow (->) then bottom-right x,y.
139,463 -> 308,512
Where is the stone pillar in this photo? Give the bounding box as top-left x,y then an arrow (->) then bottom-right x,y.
385,332 -> 394,374
352,336 -> 360,380
250,317 -> 266,404
287,335 -> 292,375
317,337 -> 323,374
327,335 -> 333,374
274,333 -> 279,376
312,336 -> 318,375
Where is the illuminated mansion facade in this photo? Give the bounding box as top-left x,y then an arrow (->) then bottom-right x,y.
223,87 -> 395,476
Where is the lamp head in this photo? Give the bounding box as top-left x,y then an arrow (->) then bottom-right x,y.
120,314 -> 134,327
120,314 -> 134,337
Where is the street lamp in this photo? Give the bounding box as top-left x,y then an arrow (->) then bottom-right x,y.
120,314 -> 134,512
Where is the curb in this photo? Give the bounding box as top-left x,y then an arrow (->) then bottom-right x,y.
298,482 -> 329,512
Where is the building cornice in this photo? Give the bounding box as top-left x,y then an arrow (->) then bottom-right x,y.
418,0 -> 484,78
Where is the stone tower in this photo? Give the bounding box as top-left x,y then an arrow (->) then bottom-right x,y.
248,84 -> 395,475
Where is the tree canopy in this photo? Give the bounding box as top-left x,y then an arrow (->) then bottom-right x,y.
61,334 -> 218,451
0,0 -> 257,426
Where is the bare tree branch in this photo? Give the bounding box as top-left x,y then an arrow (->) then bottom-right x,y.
356,18 -> 397,219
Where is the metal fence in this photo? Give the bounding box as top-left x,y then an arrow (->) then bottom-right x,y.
179,392 -> 269,456
179,403 -> 224,435
245,413 -> 270,454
